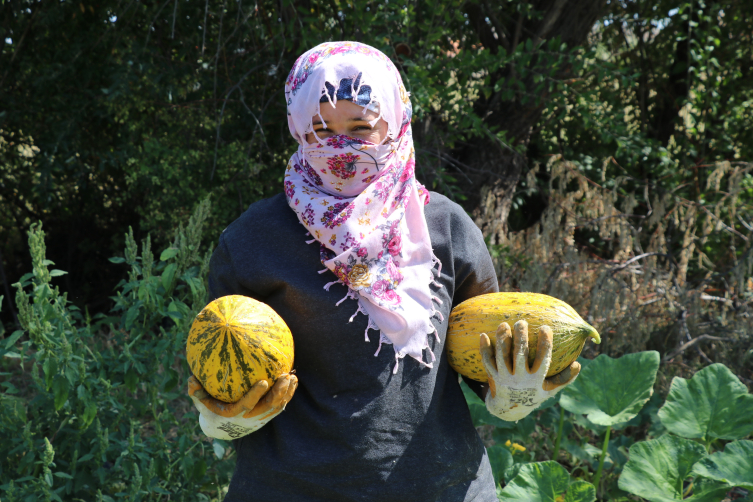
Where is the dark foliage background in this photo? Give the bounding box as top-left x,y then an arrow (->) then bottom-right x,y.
2,0 -> 604,320
2,0 -> 752,375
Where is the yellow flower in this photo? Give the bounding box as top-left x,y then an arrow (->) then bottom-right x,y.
504,440 -> 526,454
347,264 -> 371,289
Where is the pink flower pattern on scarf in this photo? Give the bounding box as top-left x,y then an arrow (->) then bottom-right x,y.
283,42 -> 443,373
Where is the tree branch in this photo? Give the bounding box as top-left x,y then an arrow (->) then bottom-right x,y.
662,335 -> 733,364
533,0 -> 569,46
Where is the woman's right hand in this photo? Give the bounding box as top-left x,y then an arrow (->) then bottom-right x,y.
188,373 -> 298,440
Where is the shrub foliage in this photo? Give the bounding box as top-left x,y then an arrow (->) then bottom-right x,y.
1,200 -> 235,501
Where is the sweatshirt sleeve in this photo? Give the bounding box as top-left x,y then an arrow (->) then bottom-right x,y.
446,204 -> 499,401
207,232 -> 249,302
450,208 -> 499,308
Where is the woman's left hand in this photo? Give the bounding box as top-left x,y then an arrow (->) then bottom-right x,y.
480,320 -> 580,421
188,373 -> 298,440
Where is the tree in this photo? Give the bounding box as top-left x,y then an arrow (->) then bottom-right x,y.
0,0 -> 607,325
444,0 -> 606,243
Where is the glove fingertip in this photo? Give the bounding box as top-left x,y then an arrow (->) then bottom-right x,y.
542,361 -> 581,391
193,388 -> 210,400
480,332 -> 491,350
566,361 -> 581,382
479,333 -> 498,375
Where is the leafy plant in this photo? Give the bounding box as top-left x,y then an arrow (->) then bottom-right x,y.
560,351 -> 660,489
618,434 -> 728,502
497,461 -> 596,502
0,200 -> 235,501
462,350 -> 753,501
658,363 -> 753,445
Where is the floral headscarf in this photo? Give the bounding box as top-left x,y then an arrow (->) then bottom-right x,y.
283,41 -> 443,373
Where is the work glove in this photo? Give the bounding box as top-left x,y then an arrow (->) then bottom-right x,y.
188,373 -> 298,440
481,320 -> 580,421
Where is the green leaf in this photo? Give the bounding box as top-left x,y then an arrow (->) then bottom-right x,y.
124,368 -> 139,393
487,444 -> 514,486
562,437 -> 597,466
82,402 -> 98,430
658,363 -> 753,440
686,478 -> 734,502
49,269 -> 68,277
124,304 -> 141,330
52,375 -> 69,410
4,330 -> 24,349
108,257 -> 126,264
212,439 -> 227,460
159,247 -> 179,261
161,263 -> 177,291
162,369 -> 179,392
1,381 -> 19,394
166,301 -> 184,321
43,356 -> 58,390
560,351 -> 660,427
498,461 -> 596,502
191,458 -> 207,479
692,440 -> 753,489
618,434 -> 720,502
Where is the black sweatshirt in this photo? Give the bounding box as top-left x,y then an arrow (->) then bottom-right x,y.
208,192 -> 499,502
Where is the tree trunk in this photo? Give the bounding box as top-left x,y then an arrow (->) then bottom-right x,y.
458,0 -> 606,252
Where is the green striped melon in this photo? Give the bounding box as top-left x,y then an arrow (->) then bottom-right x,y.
186,295 -> 294,403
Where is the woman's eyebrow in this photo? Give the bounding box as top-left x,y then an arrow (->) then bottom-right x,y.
312,117 -> 371,127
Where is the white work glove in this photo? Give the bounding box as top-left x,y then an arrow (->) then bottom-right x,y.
187,373 -> 298,440
480,320 -> 580,421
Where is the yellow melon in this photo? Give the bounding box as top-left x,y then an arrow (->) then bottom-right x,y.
446,292 -> 600,381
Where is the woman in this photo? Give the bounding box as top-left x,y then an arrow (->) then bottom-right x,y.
188,41 -> 579,501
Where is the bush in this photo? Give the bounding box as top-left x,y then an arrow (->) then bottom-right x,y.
499,158 -> 753,383
0,200 -> 235,501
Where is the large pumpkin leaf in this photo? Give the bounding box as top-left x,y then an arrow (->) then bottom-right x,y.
618,434 -> 728,502
692,440 -> 753,490
560,351 -> 660,427
498,461 -> 596,502
657,363 -> 753,441
487,444 -> 515,486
